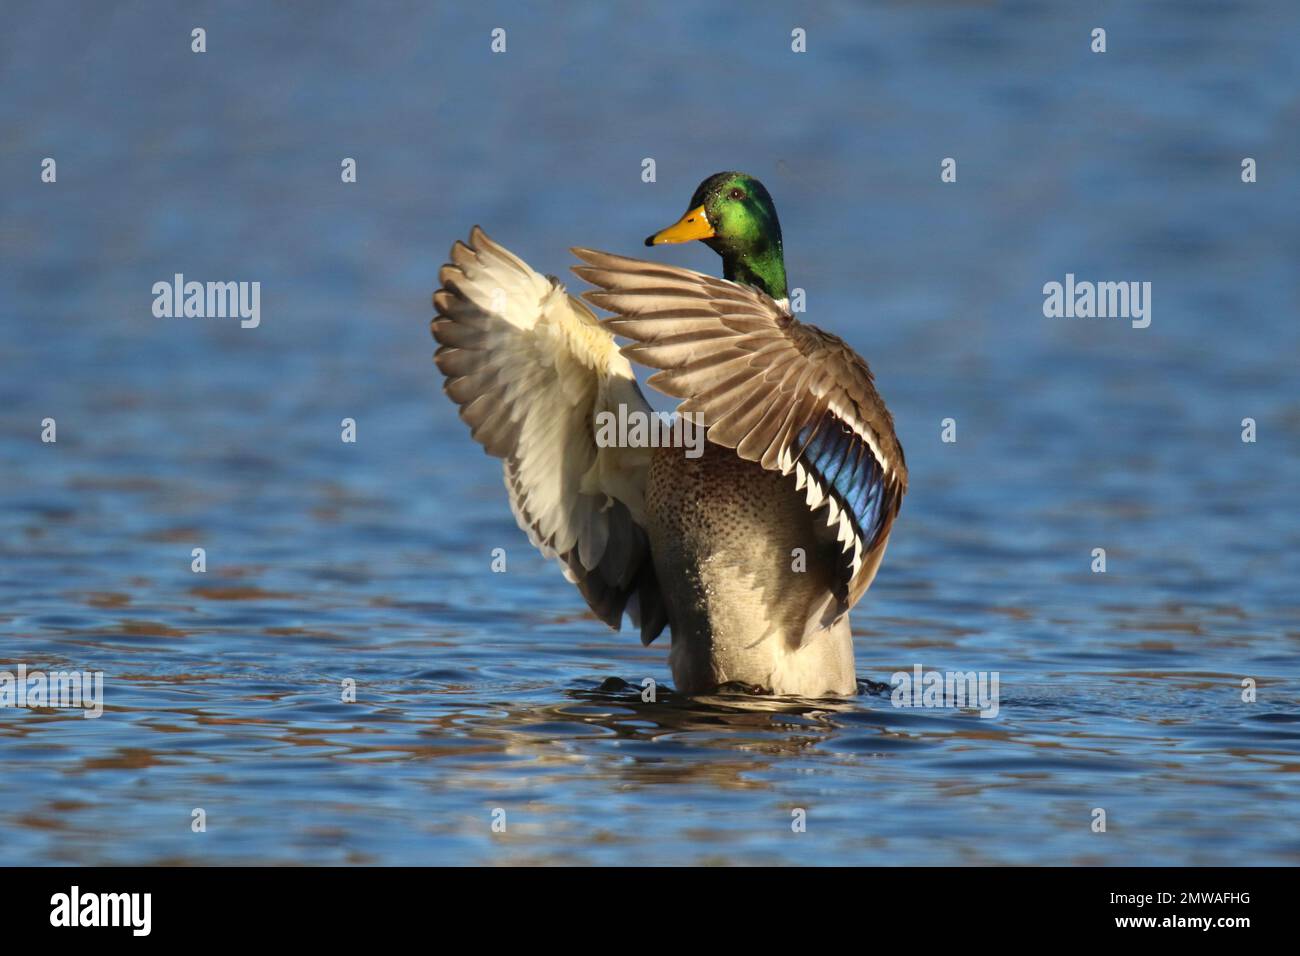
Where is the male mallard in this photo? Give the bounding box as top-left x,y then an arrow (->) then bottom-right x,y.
431,172 -> 906,697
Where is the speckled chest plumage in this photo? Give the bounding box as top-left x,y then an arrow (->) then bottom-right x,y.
645,443 -> 858,697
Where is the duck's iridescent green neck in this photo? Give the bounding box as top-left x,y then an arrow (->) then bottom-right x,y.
722,241 -> 788,301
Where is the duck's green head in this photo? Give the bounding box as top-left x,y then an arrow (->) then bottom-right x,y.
644,171 -> 788,301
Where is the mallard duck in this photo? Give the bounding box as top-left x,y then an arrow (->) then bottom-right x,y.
431,172 -> 906,697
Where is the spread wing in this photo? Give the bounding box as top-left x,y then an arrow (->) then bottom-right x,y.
433,228 -> 668,643
572,247 -> 906,626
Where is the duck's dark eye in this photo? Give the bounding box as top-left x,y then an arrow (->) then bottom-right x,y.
729,188 -> 746,200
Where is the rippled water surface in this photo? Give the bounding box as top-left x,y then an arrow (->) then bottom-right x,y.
2,2 -> 1298,865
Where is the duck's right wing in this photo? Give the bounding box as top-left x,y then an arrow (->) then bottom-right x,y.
432,228 -> 668,644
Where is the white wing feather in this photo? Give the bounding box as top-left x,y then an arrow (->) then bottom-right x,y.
433,228 -> 666,640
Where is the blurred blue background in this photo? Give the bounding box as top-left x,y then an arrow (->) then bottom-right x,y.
1,0 -> 1297,865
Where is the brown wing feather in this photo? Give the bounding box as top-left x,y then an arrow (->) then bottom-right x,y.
572,247 -> 906,625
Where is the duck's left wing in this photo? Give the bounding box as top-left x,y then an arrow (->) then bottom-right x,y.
572,247 -> 907,627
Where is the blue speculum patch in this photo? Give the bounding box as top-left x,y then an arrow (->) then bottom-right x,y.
796,416 -> 886,547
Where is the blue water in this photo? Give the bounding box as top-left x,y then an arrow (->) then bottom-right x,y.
1,1 -> 1298,865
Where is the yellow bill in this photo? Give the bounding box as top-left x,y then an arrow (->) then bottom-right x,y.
644,205 -> 714,246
